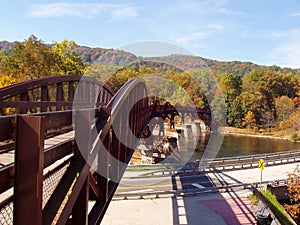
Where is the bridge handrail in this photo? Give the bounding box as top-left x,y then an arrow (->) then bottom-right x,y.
87,78 -> 152,224
0,75 -> 113,100
0,75 -> 114,115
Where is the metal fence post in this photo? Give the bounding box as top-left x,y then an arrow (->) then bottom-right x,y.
14,115 -> 45,225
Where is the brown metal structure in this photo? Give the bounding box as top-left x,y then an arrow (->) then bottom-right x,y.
150,100 -> 211,127
0,76 -> 151,225
0,75 -> 113,115
0,75 -> 212,225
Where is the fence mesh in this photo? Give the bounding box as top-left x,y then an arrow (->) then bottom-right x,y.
42,164 -> 69,208
0,163 -> 69,225
0,202 -> 13,225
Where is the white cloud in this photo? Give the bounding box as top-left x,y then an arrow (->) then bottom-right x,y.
207,23 -> 224,31
27,2 -> 138,20
290,12 -> 300,17
173,32 -> 209,44
268,42 -> 300,68
111,7 -> 137,21
172,23 -> 224,45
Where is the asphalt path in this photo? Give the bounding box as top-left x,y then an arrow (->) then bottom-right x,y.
115,161 -> 300,196
116,173 -> 216,194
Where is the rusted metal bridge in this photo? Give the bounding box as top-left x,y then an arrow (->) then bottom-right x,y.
0,75 -> 210,225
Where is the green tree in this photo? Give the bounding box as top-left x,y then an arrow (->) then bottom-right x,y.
242,69 -> 265,92
228,96 -> 244,127
219,73 -> 242,100
240,91 -> 267,125
219,73 -> 242,127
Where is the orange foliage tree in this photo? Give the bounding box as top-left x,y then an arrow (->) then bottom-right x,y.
285,165 -> 300,224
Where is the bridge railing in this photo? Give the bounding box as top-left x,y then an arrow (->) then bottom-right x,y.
0,110 -> 78,225
88,78 -> 151,224
0,77 -> 152,225
0,75 -> 113,115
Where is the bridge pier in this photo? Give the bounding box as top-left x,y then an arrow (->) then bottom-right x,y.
184,125 -> 193,141
193,122 -> 201,136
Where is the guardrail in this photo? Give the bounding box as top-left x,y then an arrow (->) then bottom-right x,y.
113,179 -> 287,200
126,150 -> 300,177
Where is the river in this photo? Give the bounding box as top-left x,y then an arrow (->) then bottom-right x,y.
191,133 -> 300,160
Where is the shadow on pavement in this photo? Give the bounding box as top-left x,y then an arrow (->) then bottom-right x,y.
171,167 -> 256,225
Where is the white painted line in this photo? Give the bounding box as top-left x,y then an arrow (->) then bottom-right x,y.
120,189 -> 154,194
192,183 -> 205,189
192,183 -> 211,192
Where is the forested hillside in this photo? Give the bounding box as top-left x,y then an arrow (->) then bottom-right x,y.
1,36 -> 300,137
1,40 -> 299,76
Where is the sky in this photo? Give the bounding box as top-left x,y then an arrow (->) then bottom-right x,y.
1,0 -> 300,68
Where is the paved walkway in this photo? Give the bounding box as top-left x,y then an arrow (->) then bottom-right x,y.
101,162 -> 300,224
101,190 -> 255,225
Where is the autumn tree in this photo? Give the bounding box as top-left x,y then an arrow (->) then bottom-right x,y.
240,91 -> 267,125
275,96 -> 295,122
1,36 -> 88,82
285,165 -> 300,224
51,39 -> 87,75
1,35 -> 56,81
242,111 -> 256,130
0,74 -> 17,88
242,70 -> 299,126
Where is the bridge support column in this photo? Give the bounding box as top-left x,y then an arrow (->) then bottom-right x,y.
194,122 -> 201,136
14,116 -> 45,225
185,125 -> 193,140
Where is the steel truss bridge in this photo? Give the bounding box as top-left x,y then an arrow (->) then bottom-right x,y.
0,75 -> 210,225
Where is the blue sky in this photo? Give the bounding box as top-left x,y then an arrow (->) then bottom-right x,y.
1,0 -> 300,68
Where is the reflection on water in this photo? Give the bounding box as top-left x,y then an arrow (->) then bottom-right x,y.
192,133 -> 300,160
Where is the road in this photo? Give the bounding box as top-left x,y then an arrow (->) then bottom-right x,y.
115,161 -> 299,197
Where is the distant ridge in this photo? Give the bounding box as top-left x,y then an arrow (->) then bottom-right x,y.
0,40 -> 299,77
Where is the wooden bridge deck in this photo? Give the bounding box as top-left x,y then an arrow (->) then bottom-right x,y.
0,131 -> 75,169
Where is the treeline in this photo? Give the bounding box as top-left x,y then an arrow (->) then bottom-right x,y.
2,40 -> 299,77
1,35 -> 300,133
0,35 -> 87,87
96,62 -> 300,131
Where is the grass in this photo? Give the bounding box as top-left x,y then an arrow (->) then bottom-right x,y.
260,189 -> 296,225
248,193 -> 259,206
290,133 -> 300,142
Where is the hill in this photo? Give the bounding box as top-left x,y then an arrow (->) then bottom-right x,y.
0,40 -> 299,77
147,55 -> 300,77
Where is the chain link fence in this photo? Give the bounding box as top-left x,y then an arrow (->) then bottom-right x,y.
0,162 -> 69,225
0,201 -> 13,225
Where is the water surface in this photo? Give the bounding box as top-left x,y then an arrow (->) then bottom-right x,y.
192,133 -> 300,160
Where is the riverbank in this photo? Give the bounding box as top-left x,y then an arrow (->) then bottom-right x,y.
220,126 -> 295,141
